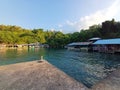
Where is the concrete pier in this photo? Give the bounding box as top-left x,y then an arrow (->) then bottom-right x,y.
0,60 -> 88,90
0,60 -> 119,90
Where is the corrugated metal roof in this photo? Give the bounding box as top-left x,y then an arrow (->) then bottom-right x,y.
89,37 -> 101,41
68,42 -> 92,46
93,38 -> 120,45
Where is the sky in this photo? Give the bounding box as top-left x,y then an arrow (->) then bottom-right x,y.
0,0 -> 120,33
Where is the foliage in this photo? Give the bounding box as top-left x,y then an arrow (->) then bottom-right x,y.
0,19 -> 120,48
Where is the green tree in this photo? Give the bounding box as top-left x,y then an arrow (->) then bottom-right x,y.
32,29 -> 46,43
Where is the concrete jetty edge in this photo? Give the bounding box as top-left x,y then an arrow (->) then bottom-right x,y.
0,60 -> 119,90
0,60 -> 88,90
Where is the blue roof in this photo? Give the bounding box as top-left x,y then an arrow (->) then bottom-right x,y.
93,38 -> 120,45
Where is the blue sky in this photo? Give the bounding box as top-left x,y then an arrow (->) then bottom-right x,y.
0,0 -> 120,33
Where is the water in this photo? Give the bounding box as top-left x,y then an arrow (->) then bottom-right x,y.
0,48 -> 120,88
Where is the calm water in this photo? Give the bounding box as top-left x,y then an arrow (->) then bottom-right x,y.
0,48 -> 120,88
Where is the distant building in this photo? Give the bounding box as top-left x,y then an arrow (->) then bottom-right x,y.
66,38 -> 120,54
0,44 -> 6,49
67,42 -> 92,51
88,37 -> 101,51
27,43 -> 49,48
88,37 -> 101,42
0,43 -> 49,49
67,37 -> 101,51
43,44 -> 49,48
93,38 -> 120,54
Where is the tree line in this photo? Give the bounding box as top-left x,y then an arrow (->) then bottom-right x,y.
0,19 -> 120,48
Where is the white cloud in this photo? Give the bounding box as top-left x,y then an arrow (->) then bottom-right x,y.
58,24 -> 63,28
77,0 -> 120,30
61,0 -> 120,33
50,28 -> 55,32
66,20 -> 76,26
59,29 -> 63,32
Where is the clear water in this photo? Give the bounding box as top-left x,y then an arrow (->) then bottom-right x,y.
0,48 -> 120,88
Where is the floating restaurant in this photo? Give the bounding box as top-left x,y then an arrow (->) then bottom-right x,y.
67,37 -> 101,51
67,38 -> 120,54
67,42 -> 92,51
93,38 -> 120,54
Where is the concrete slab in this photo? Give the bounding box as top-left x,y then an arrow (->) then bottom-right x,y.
0,60 -> 119,90
0,60 -> 88,90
